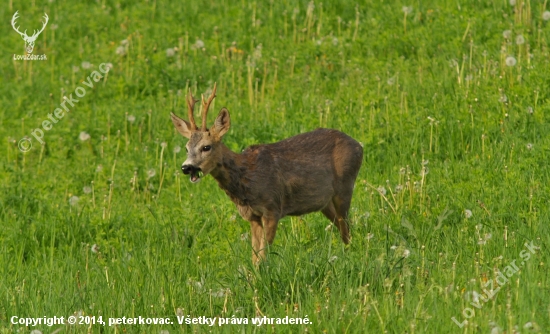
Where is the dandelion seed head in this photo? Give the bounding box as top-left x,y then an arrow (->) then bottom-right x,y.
127,114 -> 136,123
173,146 -> 181,154
79,131 -> 91,141
366,233 -> 374,240
332,37 -> 338,46
527,106 -> 534,114
83,186 -> 92,194
464,209 -> 473,219
30,330 -> 42,334
526,143 -> 533,150
543,11 -> 550,20
81,61 -> 91,69
192,39 -> 205,50
72,65 -> 80,73
96,165 -> 103,172
505,56 -> 517,67
377,186 -> 387,196
69,196 -> 79,206
402,6 -> 413,14
503,30 -> 512,39
91,244 -> 99,253
147,169 -> 156,178
509,0 -> 516,5
420,167 -> 429,176
328,255 -> 338,263
403,249 -> 411,258
116,46 -> 126,55
161,142 -> 167,148
166,48 -> 175,57
515,34 -> 525,45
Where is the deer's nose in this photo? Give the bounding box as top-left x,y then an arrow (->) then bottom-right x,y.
181,165 -> 195,175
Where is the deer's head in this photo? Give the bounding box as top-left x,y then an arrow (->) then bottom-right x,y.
170,83 -> 231,183
11,11 -> 49,54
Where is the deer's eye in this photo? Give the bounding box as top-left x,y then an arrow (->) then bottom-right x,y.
202,145 -> 211,152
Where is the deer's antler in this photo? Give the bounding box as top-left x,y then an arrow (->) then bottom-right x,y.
11,11 -> 27,38
201,83 -> 217,131
186,89 -> 199,130
31,13 -> 49,39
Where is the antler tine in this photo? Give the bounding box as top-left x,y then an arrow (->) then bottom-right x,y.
201,83 -> 217,131
11,11 -> 25,37
32,13 -> 49,37
186,88 -> 199,130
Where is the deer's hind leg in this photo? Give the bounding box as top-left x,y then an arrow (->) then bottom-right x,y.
321,200 -> 350,244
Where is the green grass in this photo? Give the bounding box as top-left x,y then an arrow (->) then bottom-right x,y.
1,0 -> 550,333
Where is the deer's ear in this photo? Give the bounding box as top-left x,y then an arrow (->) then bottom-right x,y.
212,108 -> 231,138
171,112 -> 192,138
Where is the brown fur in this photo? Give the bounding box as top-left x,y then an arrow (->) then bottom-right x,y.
171,92 -> 363,263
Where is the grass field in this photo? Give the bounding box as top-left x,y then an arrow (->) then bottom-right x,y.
1,0 -> 550,333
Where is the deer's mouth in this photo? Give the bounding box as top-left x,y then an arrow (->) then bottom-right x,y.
190,169 -> 203,183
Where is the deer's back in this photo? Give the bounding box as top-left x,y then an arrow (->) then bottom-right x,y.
241,128 -> 363,216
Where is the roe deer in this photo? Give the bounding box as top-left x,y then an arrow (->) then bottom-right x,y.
170,84 -> 363,263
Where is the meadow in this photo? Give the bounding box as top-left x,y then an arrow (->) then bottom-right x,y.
1,0 -> 549,333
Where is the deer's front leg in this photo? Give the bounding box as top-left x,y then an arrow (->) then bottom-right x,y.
250,219 -> 264,264
249,215 -> 279,264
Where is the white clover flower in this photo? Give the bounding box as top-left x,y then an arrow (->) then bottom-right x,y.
69,196 -> 79,206
527,106 -> 534,114
503,30 -> 512,39
91,244 -> 99,253
79,131 -> 91,141
390,245 -> 397,250
328,255 -> 338,263
83,186 -> 92,194
464,209 -> 473,219
505,56 -> 517,66
526,143 -> 533,150
147,169 -> 156,178
127,114 -> 136,123
543,11 -> 550,20
166,48 -> 175,57
515,35 -> 525,45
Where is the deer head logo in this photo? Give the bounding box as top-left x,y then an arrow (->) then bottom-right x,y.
11,11 -> 49,54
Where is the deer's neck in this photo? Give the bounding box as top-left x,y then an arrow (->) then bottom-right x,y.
210,144 -> 251,206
